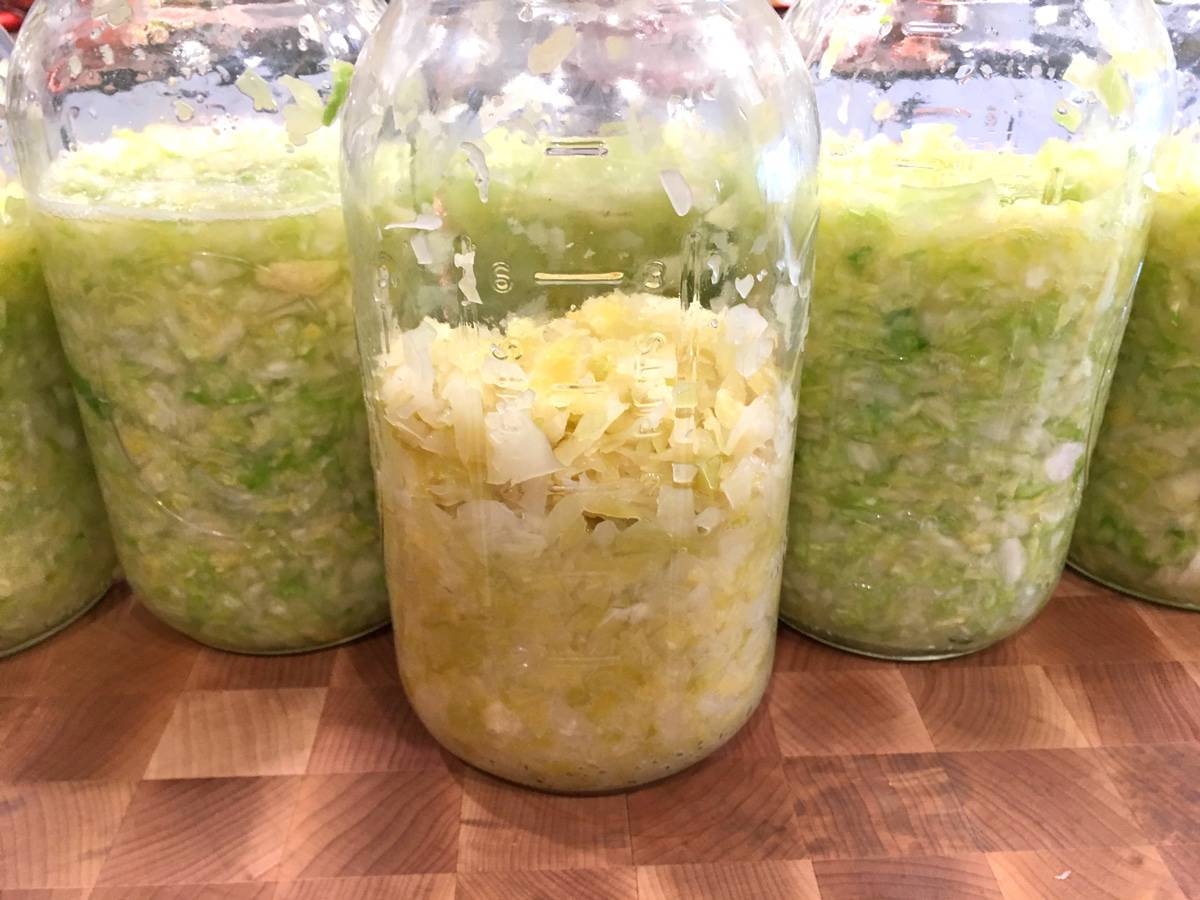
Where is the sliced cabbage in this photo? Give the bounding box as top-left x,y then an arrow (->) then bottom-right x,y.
1071,131 -> 1200,608
32,124 -> 388,653
0,181 -> 116,655
374,291 -> 793,791
783,126 -> 1152,658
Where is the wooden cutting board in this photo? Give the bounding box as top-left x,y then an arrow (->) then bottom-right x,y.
0,570 -> 1197,899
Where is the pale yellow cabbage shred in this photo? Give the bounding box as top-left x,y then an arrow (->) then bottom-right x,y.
374,291 -> 793,790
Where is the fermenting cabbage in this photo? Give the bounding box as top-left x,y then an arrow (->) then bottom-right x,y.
1071,133 -> 1200,608
374,291 -> 794,791
31,123 -> 388,653
0,182 -> 116,655
782,126 -> 1151,658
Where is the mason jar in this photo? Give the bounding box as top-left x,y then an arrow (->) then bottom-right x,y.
782,0 -> 1175,658
7,0 -> 389,653
1071,1 -> 1200,611
0,29 -> 116,657
343,0 -> 819,790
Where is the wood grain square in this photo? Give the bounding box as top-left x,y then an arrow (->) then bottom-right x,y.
279,771 -> 460,879
785,754 -> 980,860
1044,663 -> 1200,746
306,687 -> 447,774
627,758 -> 803,866
187,648 -> 336,690
0,693 -> 176,782
636,861 -> 820,900
0,698 -> 37,757
987,846 -> 1185,900
1158,845 -> 1200,899
274,875 -> 456,900
1054,569 -> 1111,599
1101,746 -> 1200,845
0,641 -> 52,697
773,628 -> 899,672
145,690 -> 327,779
32,591 -> 198,697
0,781 -> 135,889
98,777 -> 300,885
458,770 -> 631,872
330,632 -> 398,687
708,703 -> 782,762
768,670 -> 933,757
942,749 -> 1145,852
1136,602 -> 1200,662
812,855 -> 1003,900
455,868 -> 637,900
89,886 -> 279,899
903,666 -> 1087,751
1005,595 -> 1172,666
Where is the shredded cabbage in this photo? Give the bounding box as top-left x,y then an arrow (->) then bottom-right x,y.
32,124 -> 388,653
0,182 -> 116,655
374,291 -> 793,791
1071,131 -> 1200,608
783,126 -> 1152,658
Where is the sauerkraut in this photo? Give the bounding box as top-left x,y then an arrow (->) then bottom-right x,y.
782,126 -> 1151,658
374,291 -> 793,791
0,183 -> 116,655
31,123 -> 387,653
1071,133 -> 1200,608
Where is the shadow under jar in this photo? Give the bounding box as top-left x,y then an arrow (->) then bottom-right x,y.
0,29 -> 117,658
781,0 -> 1175,659
342,0 -> 819,791
7,0 -> 390,654
1071,2 -> 1200,611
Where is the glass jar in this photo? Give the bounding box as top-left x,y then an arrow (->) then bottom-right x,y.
0,30 -> 117,657
7,0 -> 389,654
343,0 -> 819,790
1071,3 -> 1200,610
782,0 -> 1174,659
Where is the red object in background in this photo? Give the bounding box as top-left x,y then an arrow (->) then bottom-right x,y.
0,0 -> 789,31
1,0 -> 33,32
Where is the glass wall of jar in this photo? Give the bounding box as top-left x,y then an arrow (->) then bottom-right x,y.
1071,2 -> 1200,611
0,29 -> 117,657
7,0 -> 389,654
781,0 -> 1175,659
343,0 -> 819,791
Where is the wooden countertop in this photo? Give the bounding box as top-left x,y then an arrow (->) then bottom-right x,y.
1,570 -> 1198,899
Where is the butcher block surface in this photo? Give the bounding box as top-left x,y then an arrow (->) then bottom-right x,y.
1,571 -> 1199,899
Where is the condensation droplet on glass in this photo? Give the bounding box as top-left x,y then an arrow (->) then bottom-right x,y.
954,64 -> 974,82
642,260 -> 666,291
518,4 -> 534,21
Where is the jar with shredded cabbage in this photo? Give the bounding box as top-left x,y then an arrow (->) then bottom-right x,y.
783,0 -> 1174,659
1071,131 -> 1200,608
345,0 -> 818,789
0,179 -> 117,656
8,0 -> 388,653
